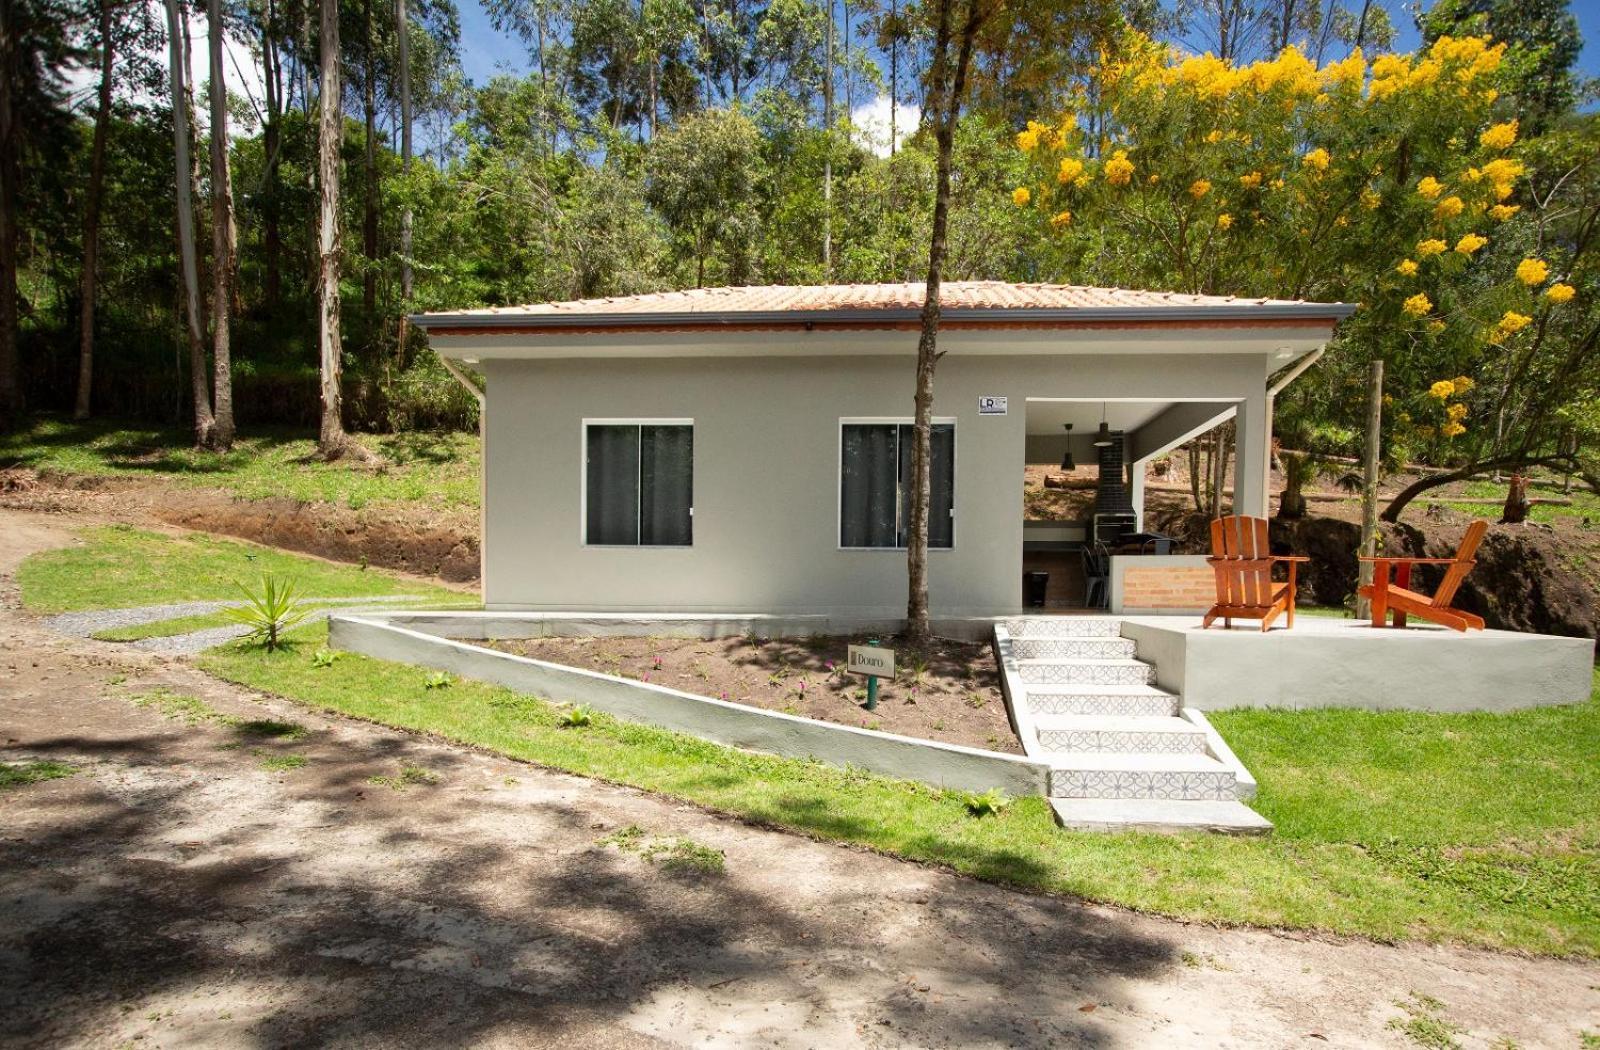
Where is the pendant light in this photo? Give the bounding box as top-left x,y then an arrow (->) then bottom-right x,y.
1092,402 -> 1114,447
1059,424 -> 1076,472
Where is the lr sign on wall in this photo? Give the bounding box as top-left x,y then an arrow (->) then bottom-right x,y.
846,644 -> 895,679
978,395 -> 1008,415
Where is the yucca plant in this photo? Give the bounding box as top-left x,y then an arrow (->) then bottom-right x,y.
225,574 -> 308,651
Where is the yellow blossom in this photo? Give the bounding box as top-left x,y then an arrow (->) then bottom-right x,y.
1417,176 -> 1444,200
1050,210 -> 1072,228
1361,188 -> 1382,210
1515,258 -> 1549,286
1454,233 -> 1487,255
1016,127 -> 1040,152
1304,147 -> 1330,172
1204,129 -> 1223,144
1104,149 -> 1134,187
1546,283 -> 1575,304
1012,186 -> 1031,207
1427,320 -> 1447,335
1238,171 -> 1263,189
1489,204 -> 1519,221
1057,157 -> 1084,184
1495,310 -> 1532,338
1416,239 -> 1447,257
1428,379 -> 1455,398
1148,174 -> 1160,185
1479,120 -> 1517,150
1447,402 -> 1469,421
1189,178 -> 1212,199
1434,196 -> 1465,220
1452,375 -> 1475,392
1404,294 -> 1434,318
1217,213 -> 1233,230
1480,158 -> 1524,184
1441,421 -> 1467,438
1396,259 -> 1418,277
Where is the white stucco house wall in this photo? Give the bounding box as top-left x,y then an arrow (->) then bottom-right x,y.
412,281 -> 1354,622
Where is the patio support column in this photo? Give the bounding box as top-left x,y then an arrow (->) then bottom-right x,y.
1233,388 -> 1270,518
1129,464 -> 1146,531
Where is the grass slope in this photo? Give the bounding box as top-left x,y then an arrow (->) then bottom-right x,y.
202,625 -> 1599,957
1,418 -> 479,511
19,525 -> 464,613
24,524 -> 1599,955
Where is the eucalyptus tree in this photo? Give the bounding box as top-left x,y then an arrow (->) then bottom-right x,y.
316,0 -> 346,457
163,0 -> 216,446
207,0 -> 236,447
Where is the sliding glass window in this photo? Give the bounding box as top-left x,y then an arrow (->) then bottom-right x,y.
840,422 -> 954,549
584,422 -> 693,546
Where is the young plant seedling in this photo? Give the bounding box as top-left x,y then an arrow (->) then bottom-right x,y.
224,573 -> 308,652
960,789 -> 1012,818
560,705 -> 594,728
423,671 -> 454,690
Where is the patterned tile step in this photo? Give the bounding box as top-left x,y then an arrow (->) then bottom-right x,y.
1010,637 -> 1137,660
1048,754 -> 1239,801
1018,658 -> 1154,686
1000,617 -> 1124,638
1025,685 -> 1180,717
1033,715 -> 1208,755
1050,798 -> 1272,835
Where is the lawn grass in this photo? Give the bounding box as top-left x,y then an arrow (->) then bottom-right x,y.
0,417 -> 479,511
200,622 -> 1600,957
1443,479 -> 1600,528
18,524 -> 465,614
0,760 -> 76,789
87,596 -> 471,642
21,524 -> 1599,955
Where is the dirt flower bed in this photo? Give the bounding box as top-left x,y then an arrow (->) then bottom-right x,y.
487,633 -> 1021,754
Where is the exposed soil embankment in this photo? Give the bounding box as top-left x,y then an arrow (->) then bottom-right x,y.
1,469 -> 480,582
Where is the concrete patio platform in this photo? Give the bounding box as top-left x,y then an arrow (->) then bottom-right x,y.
1120,616 -> 1594,712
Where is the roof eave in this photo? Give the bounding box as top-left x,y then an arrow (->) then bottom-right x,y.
409,302 -> 1358,332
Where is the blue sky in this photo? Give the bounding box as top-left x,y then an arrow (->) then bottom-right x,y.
453,0 -> 1600,93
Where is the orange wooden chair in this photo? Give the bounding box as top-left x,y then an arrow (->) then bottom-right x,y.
1359,519 -> 1488,632
1202,515 -> 1308,631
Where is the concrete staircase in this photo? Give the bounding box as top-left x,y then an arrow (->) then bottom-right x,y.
995,617 -> 1270,835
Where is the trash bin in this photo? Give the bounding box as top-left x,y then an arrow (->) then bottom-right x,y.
1024,571 -> 1049,608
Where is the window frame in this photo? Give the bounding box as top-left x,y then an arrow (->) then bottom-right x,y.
579,418 -> 696,549
836,417 -> 957,552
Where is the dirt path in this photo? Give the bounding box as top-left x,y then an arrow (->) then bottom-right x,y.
2,509 -> 1597,1049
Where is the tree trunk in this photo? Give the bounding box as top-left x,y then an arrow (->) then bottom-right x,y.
207,0 -> 235,448
1501,474 -> 1529,524
361,0 -> 378,321
165,0 -> 214,447
262,0 -> 282,311
0,0 -> 19,431
1380,454 -> 1575,523
1356,359 -> 1383,617
907,0 -> 983,646
74,0 -> 115,421
396,0 -> 412,302
821,0 -> 832,278
317,0 -> 348,458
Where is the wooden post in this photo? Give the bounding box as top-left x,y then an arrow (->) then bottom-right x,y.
1356,359 -> 1383,619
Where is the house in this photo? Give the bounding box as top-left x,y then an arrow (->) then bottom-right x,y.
412,281 -> 1355,624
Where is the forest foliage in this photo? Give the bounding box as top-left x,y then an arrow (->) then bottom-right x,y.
2,0 -> 1595,492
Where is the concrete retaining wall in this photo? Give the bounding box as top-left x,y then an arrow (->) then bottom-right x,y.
328,613 -> 1051,796
1120,616 -> 1594,712
359,609 -> 1011,644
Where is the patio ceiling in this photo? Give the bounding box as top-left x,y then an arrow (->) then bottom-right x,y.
1024,399 -> 1204,436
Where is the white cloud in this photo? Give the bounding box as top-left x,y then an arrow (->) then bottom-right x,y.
850,94 -> 918,158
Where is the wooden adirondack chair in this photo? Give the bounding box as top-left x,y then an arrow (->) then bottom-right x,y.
1359,519 -> 1488,631
1202,515 -> 1308,631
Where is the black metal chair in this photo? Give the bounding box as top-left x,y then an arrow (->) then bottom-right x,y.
1080,544 -> 1110,609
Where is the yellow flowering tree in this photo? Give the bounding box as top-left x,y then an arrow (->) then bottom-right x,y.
1009,31 -> 1599,518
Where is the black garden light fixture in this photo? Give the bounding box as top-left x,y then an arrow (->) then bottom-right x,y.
1060,424 -> 1076,471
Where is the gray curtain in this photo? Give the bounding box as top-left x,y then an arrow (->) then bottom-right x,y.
640,425 -> 693,545
896,423 -> 954,548
841,423 -> 954,548
841,424 -> 899,547
586,425 -> 640,545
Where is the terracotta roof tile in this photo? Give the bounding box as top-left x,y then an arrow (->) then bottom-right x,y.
422,281 -> 1327,317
